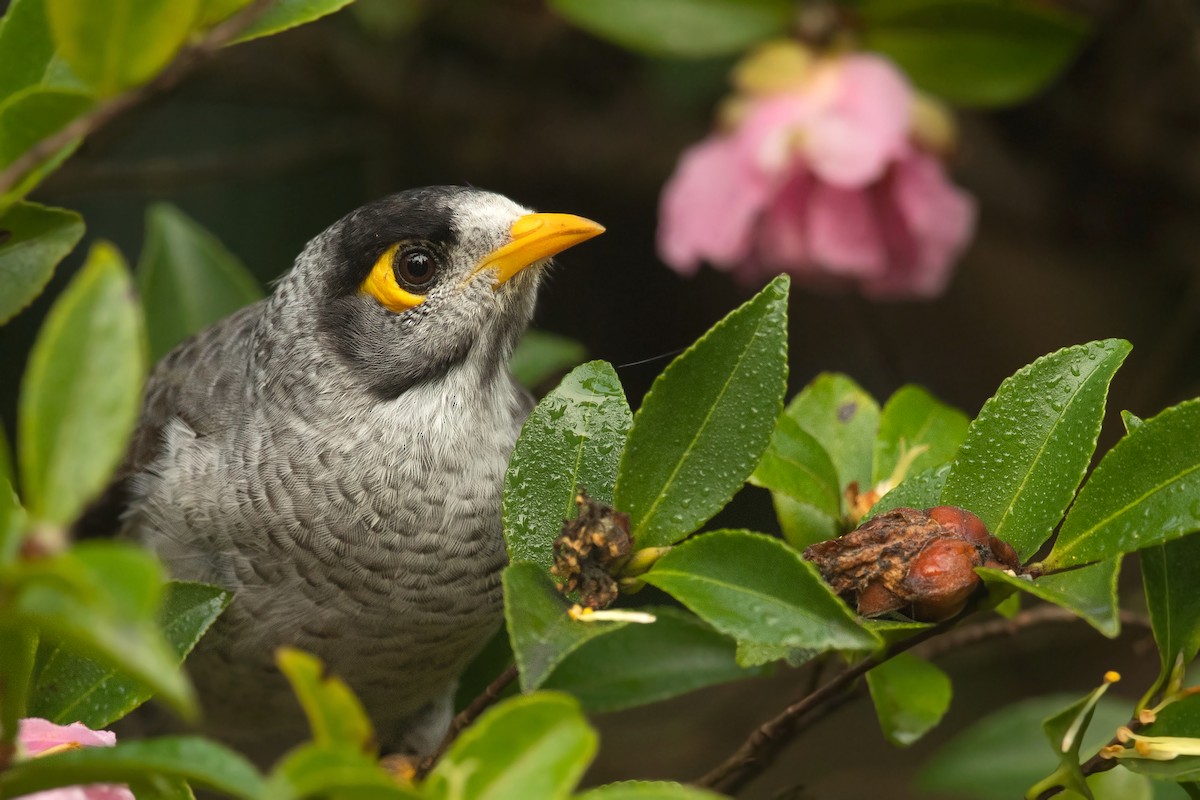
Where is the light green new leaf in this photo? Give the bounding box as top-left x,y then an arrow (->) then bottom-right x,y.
0,201 -> 83,324
866,464 -> 950,520
641,530 -> 878,666
576,782 -> 726,800
138,204 -> 262,362
1047,398 -> 1200,568
264,743 -> 422,800
785,373 -> 880,503
30,581 -> 231,728
1142,534 -> 1200,690
549,0 -> 790,59
426,693 -> 596,800
979,559 -> 1121,637
1121,694 -> 1200,781
918,694 -> 1134,800
46,0 -> 201,95
750,414 -> 841,518
542,607 -> 765,713
277,648 -> 375,754
866,653 -> 952,747
859,0 -> 1088,108
0,0 -> 87,98
1030,678 -> 1121,799
0,479 -> 24,566
503,362 -> 631,573
770,493 -> 839,551
19,241 -> 146,526
0,736 -> 264,800
510,330 -> 587,390
615,276 -> 789,550
872,385 -> 969,485
230,0 -> 356,44
504,562 -> 627,691
941,339 -> 1131,561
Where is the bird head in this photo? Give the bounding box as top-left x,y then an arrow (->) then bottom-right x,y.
293,186 -> 603,398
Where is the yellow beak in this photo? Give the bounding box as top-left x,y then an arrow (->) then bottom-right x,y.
472,213 -> 605,287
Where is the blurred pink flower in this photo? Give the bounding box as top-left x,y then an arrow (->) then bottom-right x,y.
657,46 -> 976,299
16,719 -> 134,800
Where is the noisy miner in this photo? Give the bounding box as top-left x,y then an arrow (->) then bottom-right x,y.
87,186 -> 603,763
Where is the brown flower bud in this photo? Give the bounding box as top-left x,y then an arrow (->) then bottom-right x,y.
905,537 -> 982,621
928,505 -> 990,546
856,579 -> 904,617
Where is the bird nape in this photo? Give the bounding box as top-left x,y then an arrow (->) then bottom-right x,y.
90,186 -> 603,764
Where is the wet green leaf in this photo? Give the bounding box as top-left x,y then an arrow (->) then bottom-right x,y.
277,648 -> 375,753
978,559 -> 1121,637
137,204 -> 262,362
46,0 -> 201,95
504,362 -> 631,573
426,693 -> 596,800
1047,399 -> 1200,568
941,339 -> 1131,561
750,414 -> 841,518
872,385 -> 968,485
641,530 -> 878,666
19,242 -> 146,526
770,492 -> 839,551
29,580 -> 230,727
0,736 -> 264,799
510,330 -> 587,390
860,0 -> 1088,107
615,276 -> 788,549
866,653 -> 952,747
230,0 -> 356,43
549,0 -> 790,59
1142,534 -> 1200,690
503,562 -> 627,691
0,201 -> 83,324
785,373 -> 880,504
542,608 -> 765,713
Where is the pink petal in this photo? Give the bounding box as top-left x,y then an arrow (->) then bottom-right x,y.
756,168 -> 811,269
733,93 -> 813,176
657,133 -> 773,274
806,180 -> 887,278
18,786 -> 135,800
18,719 -> 116,755
803,55 -> 913,188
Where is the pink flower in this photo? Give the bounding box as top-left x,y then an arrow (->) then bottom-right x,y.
15,719 -> 134,800
657,44 -> 976,299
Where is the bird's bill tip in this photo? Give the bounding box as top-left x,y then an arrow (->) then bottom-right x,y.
473,213 -> 604,286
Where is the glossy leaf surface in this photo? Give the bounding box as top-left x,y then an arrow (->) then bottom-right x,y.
1142,533 -> 1200,684
750,414 -> 841,518
978,559 -> 1121,638
231,0 -> 357,43
872,385 -> 969,485
785,372 -> 880,500
866,653 -> 952,747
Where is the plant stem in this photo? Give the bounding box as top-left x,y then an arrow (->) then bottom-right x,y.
413,664 -> 518,780
0,0 -> 275,198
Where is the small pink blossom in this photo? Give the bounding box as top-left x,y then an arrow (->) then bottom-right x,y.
657,44 -> 976,299
15,719 -> 134,800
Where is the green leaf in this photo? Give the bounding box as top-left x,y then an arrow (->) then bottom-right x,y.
615,276 -> 789,549
978,559 -> 1121,637
918,694 -> 1133,800
640,530 -> 879,666
1032,678 -> 1121,799
277,647 -> 375,754
510,330 -> 587,390
865,652 -> 952,747
1047,399 -> 1200,568
46,0 -> 201,95
230,0 -> 357,44
785,373 -> 881,504
503,562 -> 627,691
264,743 -> 422,800
750,414 -> 841,518
137,203 -> 262,362
1142,534 -> 1200,689
0,0 -> 86,98
867,464 -> 950,520
859,0 -> 1089,108
769,492 -> 839,551
13,543 -> 195,718
872,385 -> 969,485
548,0 -> 790,59
0,201 -> 84,324
576,782 -> 726,800
0,86 -> 90,166
0,736 -> 264,800
426,693 -> 596,800
30,581 -> 231,727
19,242 -> 146,526
542,607 -> 765,713
941,339 -> 1131,561
199,0 -> 255,27
503,362 -> 631,573
0,628 -> 36,753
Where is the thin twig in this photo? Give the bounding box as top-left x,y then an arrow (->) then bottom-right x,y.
1033,719 -> 1144,800
0,0 -> 275,197
915,606 -> 1151,661
413,664 -> 518,780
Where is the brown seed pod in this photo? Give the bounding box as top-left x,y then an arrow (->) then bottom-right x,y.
928,505 -> 990,546
552,489 -> 632,609
904,537 -> 983,621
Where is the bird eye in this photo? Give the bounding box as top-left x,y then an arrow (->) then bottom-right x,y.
394,246 -> 437,289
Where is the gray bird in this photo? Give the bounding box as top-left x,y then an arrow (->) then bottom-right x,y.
93,187 -> 603,762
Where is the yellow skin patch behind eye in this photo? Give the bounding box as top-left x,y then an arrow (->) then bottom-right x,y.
362,244 -> 426,313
